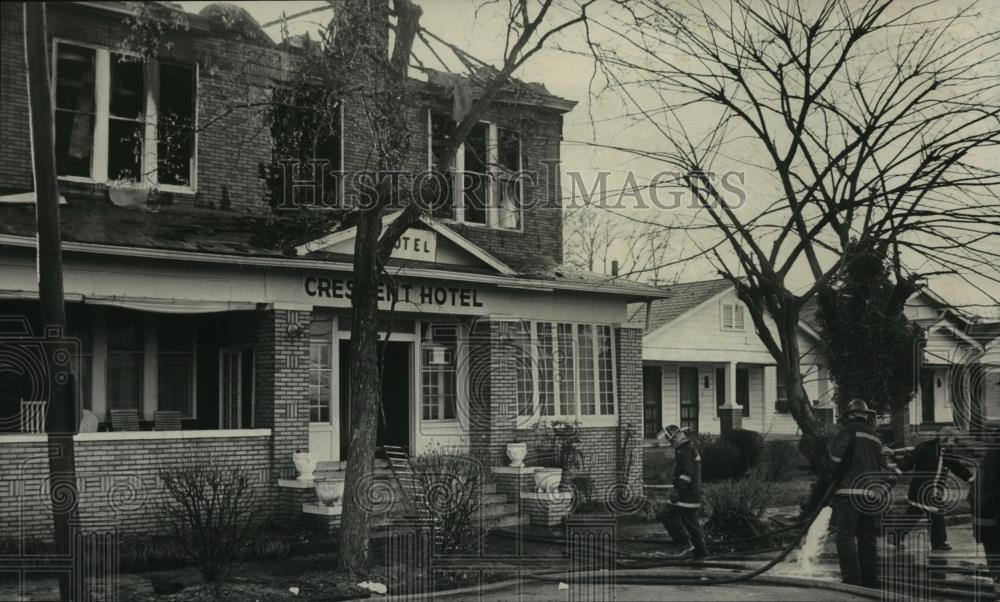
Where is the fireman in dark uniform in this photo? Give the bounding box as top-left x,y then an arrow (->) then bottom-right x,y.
969,430 -> 1000,589
829,399 -> 895,588
897,426 -> 974,551
656,425 -> 707,559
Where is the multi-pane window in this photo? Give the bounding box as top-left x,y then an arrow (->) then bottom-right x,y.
309,316 -> 333,423
428,111 -> 523,229
775,370 -> 790,413
422,323 -> 457,420
514,322 -> 617,422
157,315 -> 195,417
721,302 -> 745,331
67,319 -> 93,411
53,41 -> 197,189
106,313 -> 144,411
512,321 -> 534,418
55,44 -> 96,178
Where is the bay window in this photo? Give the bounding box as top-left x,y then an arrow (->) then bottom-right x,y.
428,111 -> 524,230
515,321 -> 618,425
53,41 -> 197,189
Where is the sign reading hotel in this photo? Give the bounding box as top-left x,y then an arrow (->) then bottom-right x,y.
391,230 -> 437,262
304,276 -> 484,308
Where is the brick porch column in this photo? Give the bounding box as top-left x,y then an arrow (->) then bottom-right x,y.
616,325 -> 644,488
468,317 -> 521,466
254,307 -> 311,480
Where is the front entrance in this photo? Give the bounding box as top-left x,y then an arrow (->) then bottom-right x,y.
679,366 -> 699,433
338,341 -> 412,459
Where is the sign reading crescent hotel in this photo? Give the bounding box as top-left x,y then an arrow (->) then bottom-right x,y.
303,276 -> 485,309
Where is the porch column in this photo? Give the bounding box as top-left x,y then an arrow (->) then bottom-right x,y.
254,306 -> 311,480
719,361 -> 742,436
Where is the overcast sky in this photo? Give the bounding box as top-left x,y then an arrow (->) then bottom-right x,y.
180,1 -> 999,319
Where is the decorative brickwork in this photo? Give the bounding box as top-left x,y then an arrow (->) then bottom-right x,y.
254,309 -> 311,481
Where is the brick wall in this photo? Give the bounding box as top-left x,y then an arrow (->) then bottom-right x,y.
478,322 -> 644,502
253,309 -> 311,481
0,434 -> 272,541
0,3 -> 566,265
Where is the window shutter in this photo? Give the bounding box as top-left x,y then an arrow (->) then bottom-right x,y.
722,304 -> 734,329
734,306 -> 745,330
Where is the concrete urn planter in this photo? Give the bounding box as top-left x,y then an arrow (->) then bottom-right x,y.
506,442 -> 528,468
315,479 -> 345,506
534,468 -> 563,493
293,451 -> 317,482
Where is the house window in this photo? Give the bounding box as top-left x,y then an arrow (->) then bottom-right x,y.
422,323 -> 457,420
514,321 -> 618,424
67,321 -> 93,411
270,87 -> 343,207
308,316 -> 332,423
106,314 -> 144,411
512,321 -> 534,418
157,315 -> 195,417
54,44 -> 96,178
428,111 -> 523,230
775,370 -> 790,413
721,302 -> 745,331
53,41 -> 197,189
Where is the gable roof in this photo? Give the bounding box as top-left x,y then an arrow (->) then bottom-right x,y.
971,321 -> 1000,347
630,278 -> 733,333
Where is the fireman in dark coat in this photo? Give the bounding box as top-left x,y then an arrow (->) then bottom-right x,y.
656,425 -> 707,559
897,426 -> 974,551
829,399 -> 896,588
969,430 -> 1000,587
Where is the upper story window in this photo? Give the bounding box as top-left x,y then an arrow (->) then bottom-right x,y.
721,301 -> 745,331
428,111 -> 523,230
269,88 -> 343,208
53,41 -> 197,190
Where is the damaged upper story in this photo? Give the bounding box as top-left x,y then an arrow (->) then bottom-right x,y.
0,1 -> 576,267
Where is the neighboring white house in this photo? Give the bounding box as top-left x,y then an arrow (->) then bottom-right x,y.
970,321 -> 1000,427
632,279 -> 996,440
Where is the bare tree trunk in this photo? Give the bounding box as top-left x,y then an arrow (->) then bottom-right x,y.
338,208 -> 384,574
24,4 -> 78,600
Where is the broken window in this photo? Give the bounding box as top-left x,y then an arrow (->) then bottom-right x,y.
269,86 -> 342,207
107,54 -> 145,182
158,63 -> 196,186
462,122 -> 489,225
429,112 -> 455,218
55,44 -> 96,178
497,128 -> 522,229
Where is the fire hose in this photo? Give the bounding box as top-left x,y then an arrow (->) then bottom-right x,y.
509,480 -> 839,587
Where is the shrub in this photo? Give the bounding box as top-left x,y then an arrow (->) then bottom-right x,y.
158,457 -> 261,584
411,451 -> 492,554
702,472 -> 773,543
761,439 -> 797,482
698,435 -> 744,481
723,429 -> 764,475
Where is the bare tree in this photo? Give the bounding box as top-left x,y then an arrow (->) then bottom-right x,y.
589,0 -> 1000,464
564,206 -> 678,283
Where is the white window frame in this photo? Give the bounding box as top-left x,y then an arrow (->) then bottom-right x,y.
720,301 -> 745,332
426,110 -> 524,232
420,322 -> 462,423
78,309 -> 199,422
51,39 -> 198,193
515,320 -> 619,429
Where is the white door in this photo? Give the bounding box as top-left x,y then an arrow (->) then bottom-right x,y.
308,323 -> 338,461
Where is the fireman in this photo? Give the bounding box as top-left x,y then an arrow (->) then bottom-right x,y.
897,426 -> 974,551
656,425 -> 707,559
829,399 -> 895,588
969,429 -> 1000,589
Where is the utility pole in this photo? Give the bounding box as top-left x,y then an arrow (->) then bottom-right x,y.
24,4 -> 80,600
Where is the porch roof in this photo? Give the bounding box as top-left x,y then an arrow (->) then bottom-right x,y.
0,204 -> 666,300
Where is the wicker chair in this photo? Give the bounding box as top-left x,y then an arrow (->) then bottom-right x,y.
153,411 -> 182,431
20,400 -> 47,433
109,409 -> 141,431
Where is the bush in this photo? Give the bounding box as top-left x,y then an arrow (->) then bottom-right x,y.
698,435 -> 744,481
761,439 -> 797,482
723,429 -> 764,475
411,451 -> 492,554
702,472 -> 773,543
158,457 -> 261,584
